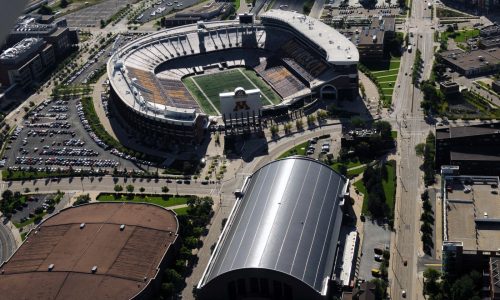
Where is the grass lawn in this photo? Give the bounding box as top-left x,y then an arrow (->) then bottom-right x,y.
96,193 -> 190,207
379,82 -> 396,89
354,180 -> 369,215
278,141 -> 309,159
185,68 -> 281,115
182,77 -> 218,115
364,57 -> 401,106
348,165 -> 367,177
443,29 -> 480,43
353,160 -> 396,217
382,160 -> 397,216
14,212 -> 47,228
377,74 -> 399,82
173,206 -> 189,215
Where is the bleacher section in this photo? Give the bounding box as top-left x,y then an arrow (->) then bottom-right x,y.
127,67 -> 198,110
157,78 -> 198,109
254,58 -> 306,99
121,23 -> 337,112
127,67 -> 166,106
280,39 -> 329,82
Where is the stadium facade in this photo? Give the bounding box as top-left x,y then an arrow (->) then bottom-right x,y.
197,157 -> 350,300
107,10 -> 359,144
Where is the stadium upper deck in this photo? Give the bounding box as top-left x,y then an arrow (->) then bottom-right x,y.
107,11 -> 358,141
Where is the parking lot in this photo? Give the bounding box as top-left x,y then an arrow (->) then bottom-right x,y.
304,132 -> 341,160
4,97 -> 138,174
136,0 -> 200,23
63,0 -> 136,27
358,220 -> 391,281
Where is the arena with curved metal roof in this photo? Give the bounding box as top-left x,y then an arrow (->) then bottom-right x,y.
197,157 -> 349,300
0,202 -> 178,300
107,10 -> 359,144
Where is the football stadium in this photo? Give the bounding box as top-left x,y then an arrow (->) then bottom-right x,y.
107,10 -> 359,144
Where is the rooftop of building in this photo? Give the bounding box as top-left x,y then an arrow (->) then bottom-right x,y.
0,38 -> 43,62
436,122 -> 500,140
0,202 -> 178,300
439,48 -> 500,72
261,9 -> 359,64
443,175 -> 500,253
480,36 -> 500,47
198,156 -> 348,294
358,28 -> 385,46
370,16 -> 395,32
11,15 -> 57,34
480,24 -> 500,35
450,150 -> 500,162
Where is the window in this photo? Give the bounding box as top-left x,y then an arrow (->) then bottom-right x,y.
228,281 -> 236,299
237,278 -> 246,296
273,280 -> 282,298
260,278 -> 269,295
284,283 -> 293,299
250,278 -> 259,294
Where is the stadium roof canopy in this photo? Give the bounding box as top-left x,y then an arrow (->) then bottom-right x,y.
198,157 -> 348,296
262,9 -> 359,65
0,203 -> 178,300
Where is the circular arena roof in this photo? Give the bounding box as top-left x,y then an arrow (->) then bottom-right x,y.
107,10 -> 359,124
197,157 -> 348,299
0,202 -> 178,300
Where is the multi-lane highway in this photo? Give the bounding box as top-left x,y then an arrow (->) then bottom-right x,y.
390,0 -> 436,299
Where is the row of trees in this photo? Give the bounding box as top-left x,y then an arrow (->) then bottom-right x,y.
362,163 -> 390,220
420,190 -> 435,255
412,49 -> 423,85
423,132 -> 436,186
159,196 -> 214,298
424,268 -> 483,300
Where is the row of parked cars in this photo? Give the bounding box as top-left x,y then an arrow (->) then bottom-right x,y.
77,99 -> 155,167
15,156 -> 119,167
38,147 -> 99,157
66,49 -> 108,85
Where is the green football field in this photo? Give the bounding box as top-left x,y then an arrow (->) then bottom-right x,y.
182,68 -> 281,116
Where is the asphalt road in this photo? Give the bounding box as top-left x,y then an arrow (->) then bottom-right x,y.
389,1 -> 436,299
0,220 -> 16,264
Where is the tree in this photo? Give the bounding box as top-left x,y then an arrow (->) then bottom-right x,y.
164,268 -> 183,290
450,274 -> 479,300
60,0 -> 70,8
38,4 -> 53,15
295,119 -> 303,131
370,278 -> 387,300
270,125 -> 278,136
100,19 -> 106,28
351,117 -> 365,128
126,184 -> 134,193
373,120 -> 392,140
161,186 -> 169,193
139,187 -> 145,193
423,268 -> 442,297
114,184 -> 123,192
415,143 -> 425,156
73,194 -> 90,206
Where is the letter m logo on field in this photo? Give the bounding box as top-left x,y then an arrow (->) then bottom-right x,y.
233,101 -> 250,112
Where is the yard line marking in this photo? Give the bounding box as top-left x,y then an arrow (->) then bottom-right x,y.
236,68 -> 273,105
190,77 -> 220,115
